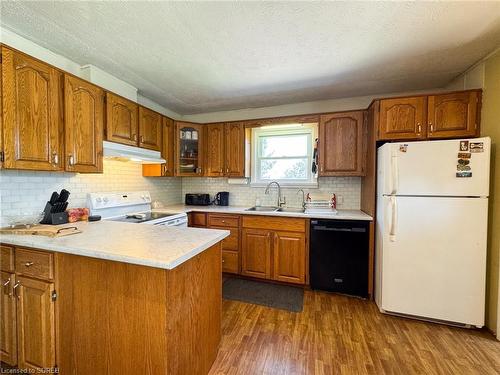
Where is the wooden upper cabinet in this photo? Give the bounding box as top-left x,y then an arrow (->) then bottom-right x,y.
273,231 -> 306,285
319,111 -> 365,176
427,91 -> 480,139
1,272 -> 17,366
378,97 -> 427,140
1,47 -> 63,171
175,122 -> 204,176
16,276 -> 56,371
205,123 -> 225,177
162,117 -> 175,176
241,228 -> 272,280
142,116 -> 175,177
105,92 -> 138,146
64,75 -> 104,173
138,107 -> 162,151
225,122 -> 245,177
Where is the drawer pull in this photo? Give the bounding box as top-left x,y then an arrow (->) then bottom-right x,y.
25,261 -> 34,267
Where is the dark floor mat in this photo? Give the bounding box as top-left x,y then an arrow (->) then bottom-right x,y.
223,278 -> 304,312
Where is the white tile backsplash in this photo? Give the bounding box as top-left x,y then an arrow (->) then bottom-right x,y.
0,160 -> 182,227
181,177 -> 361,209
0,161 -> 361,227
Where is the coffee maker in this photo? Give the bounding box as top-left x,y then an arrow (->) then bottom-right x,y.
214,192 -> 229,206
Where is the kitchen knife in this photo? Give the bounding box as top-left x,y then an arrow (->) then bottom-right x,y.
57,189 -> 70,203
49,192 -> 59,205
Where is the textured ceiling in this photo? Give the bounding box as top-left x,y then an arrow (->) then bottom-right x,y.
2,1 -> 500,115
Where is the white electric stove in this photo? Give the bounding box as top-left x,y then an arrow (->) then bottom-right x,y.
87,191 -> 187,227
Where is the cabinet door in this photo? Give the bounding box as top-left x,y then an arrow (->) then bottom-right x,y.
2,47 -> 63,171
319,111 -> 365,176
175,122 -> 204,176
105,92 -> 138,146
162,117 -> 175,176
427,91 -> 480,139
241,228 -> 272,279
273,231 -> 306,285
64,75 -> 104,173
225,122 -> 245,177
378,97 -> 426,140
16,276 -> 55,371
1,272 -> 17,366
205,123 -> 225,177
141,117 -> 174,177
138,106 -> 162,151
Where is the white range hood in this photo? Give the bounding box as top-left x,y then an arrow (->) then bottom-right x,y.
103,141 -> 165,164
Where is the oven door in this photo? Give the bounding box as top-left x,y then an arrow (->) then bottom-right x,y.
154,216 -> 188,227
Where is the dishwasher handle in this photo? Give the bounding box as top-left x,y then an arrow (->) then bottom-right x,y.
312,226 -> 366,233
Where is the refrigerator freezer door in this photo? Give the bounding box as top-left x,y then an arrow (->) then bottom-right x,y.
378,196 -> 487,326
378,137 -> 490,197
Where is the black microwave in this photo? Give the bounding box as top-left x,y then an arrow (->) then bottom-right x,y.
185,193 -> 211,206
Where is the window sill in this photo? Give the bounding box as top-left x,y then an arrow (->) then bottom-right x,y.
250,181 -> 319,188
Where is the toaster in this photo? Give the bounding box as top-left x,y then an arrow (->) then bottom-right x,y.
185,193 -> 211,206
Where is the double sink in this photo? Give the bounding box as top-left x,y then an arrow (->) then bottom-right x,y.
246,206 -> 305,213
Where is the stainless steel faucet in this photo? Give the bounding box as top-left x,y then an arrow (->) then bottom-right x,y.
297,189 -> 306,209
265,181 -> 286,207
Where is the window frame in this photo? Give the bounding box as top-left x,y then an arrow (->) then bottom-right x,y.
250,123 -> 318,187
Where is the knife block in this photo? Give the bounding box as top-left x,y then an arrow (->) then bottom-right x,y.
40,202 -> 69,225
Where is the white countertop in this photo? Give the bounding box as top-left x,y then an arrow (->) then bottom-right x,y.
155,204 -> 373,221
0,221 -> 229,270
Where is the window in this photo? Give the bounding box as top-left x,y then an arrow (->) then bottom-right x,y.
251,124 -> 317,186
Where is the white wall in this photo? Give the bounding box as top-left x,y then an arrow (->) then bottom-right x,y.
0,26 -> 182,119
182,177 -> 361,209
0,160 -> 182,227
182,89 -> 447,123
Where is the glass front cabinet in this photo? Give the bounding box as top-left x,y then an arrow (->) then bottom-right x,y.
175,122 -> 204,176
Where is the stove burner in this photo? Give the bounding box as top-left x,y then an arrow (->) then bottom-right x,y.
126,213 -> 147,220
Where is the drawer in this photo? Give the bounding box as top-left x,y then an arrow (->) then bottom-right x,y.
15,248 -> 54,280
210,227 -> 239,251
242,215 -> 306,233
208,214 -> 239,228
1,245 -> 14,272
222,251 -> 239,274
189,212 -> 207,227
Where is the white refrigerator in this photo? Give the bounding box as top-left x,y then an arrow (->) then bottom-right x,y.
375,137 -> 490,327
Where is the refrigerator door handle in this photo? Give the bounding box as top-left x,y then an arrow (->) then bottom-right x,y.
389,196 -> 397,242
391,153 -> 399,194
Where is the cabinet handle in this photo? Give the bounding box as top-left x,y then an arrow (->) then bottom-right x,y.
3,277 -> 12,296
222,259 -> 225,263
133,134 -> 138,141
417,123 -> 421,134
52,151 -> 59,165
429,122 -> 434,133
68,154 -> 75,166
140,135 -> 144,143
13,281 -> 20,299
25,261 -> 34,267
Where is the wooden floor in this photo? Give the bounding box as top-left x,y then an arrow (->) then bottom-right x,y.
209,290 -> 500,375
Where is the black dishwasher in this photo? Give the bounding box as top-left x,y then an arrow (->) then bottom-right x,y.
310,219 -> 369,298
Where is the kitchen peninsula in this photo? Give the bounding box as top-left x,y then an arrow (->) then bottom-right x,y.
0,221 -> 229,374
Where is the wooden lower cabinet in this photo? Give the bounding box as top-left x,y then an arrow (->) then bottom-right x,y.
0,246 -> 56,372
241,228 -> 272,279
16,276 -> 55,371
273,231 -> 306,284
1,272 -> 17,366
241,216 -> 307,285
222,251 -> 239,274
